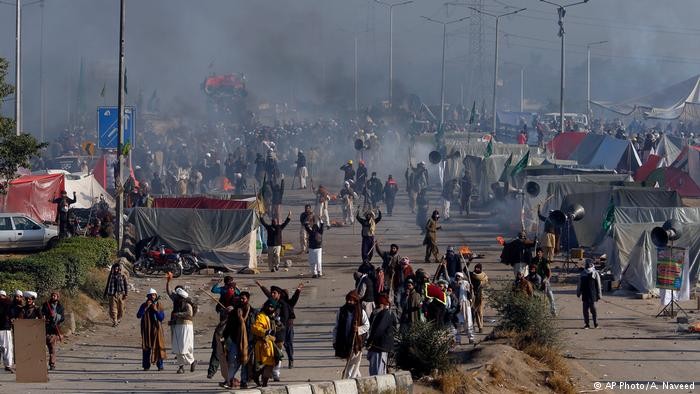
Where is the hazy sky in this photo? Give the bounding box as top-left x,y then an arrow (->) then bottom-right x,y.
1,0 -> 699,137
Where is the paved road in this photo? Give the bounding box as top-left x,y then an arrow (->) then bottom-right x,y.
0,186 -> 697,393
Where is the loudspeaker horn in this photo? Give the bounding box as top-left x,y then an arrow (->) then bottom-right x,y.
651,219 -> 682,247
354,139 -> 364,151
525,181 -> 540,197
566,203 -> 585,222
429,151 -> 442,164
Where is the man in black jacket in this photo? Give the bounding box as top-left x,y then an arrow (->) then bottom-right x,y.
577,261 -> 602,329
260,212 -> 291,272
305,217 -> 324,278
366,295 -> 397,376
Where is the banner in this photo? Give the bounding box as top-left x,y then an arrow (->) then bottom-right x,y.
656,247 -> 684,290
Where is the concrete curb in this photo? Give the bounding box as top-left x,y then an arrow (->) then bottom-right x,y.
232,371 -> 413,394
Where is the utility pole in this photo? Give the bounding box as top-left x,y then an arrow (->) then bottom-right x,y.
422,15 -> 469,130
587,40 -> 607,119
354,35 -> 358,113
39,0 -> 45,141
469,7 -> 526,135
116,0 -> 126,248
541,0 -> 590,133
15,0 -> 21,136
520,66 -> 524,112
375,0 -> 413,108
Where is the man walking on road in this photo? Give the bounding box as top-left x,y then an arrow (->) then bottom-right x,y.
137,288 -> 166,371
423,210 -> 442,264
260,211 -> 292,272
577,261 -> 602,329
41,291 -> 65,370
104,262 -> 129,327
166,275 -> 197,373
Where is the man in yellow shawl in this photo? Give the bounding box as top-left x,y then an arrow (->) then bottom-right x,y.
252,300 -> 277,387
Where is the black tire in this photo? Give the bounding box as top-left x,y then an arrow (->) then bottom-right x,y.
167,261 -> 183,278
181,255 -> 197,275
46,237 -> 59,250
132,259 -> 146,278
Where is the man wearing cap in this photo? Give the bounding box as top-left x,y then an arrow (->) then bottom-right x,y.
393,257 -> 415,308
137,288 -> 166,371
21,291 -> 42,319
340,160 -> 355,182
8,290 -> 23,321
366,295 -> 397,376
166,275 -> 197,374
104,262 -> 129,327
50,190 -> 77,238
0,290 -> 14,372
339,182 -> 358,225
41,292 -> 65,370
445,246 -> 466,279
260,211 -> 292,272
255,280 -> 303,373
453,272 -> 475,344
399,279 -> 422,332
383,175 -> 398,216
333,290 -> 370,379
423,210 -> 442,264
375,242 -> 401,292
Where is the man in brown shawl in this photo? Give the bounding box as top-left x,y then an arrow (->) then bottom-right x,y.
136,288 -> 166,370
423,210 -> 442,264
221,292 -> 253,389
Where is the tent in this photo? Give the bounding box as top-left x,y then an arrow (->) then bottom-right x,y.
607,207 -> 700,294
65,174 -> 116,209
568,134 -> 606,165
522,173 -> 631,233
586,136 -> 641,172
653,134 -> 682,165
545,132 -> 587,160
671,145 -> 700,188
645,167 -> 700,197
0,174 -> 64,223
127,207 -> 258,271
592,74 -> 700,120
560,188 -> 681,249
634,154 -> 662,182
153,196 -> 254,209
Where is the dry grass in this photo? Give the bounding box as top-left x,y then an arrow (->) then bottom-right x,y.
486,363 -> 506,388
522,344 -> 575,394
438,369 -> 470,394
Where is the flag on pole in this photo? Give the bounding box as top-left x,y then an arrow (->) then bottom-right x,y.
100,82 -> 106,98
510,151 -> 530,177
498,153 -> 513,182
484,138 -> 493,159
469,100 -> 476,125
602,197 -> 615,231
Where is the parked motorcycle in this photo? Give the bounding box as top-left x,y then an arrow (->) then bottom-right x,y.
133,240 -> 183,278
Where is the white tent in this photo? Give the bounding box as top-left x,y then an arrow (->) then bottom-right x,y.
65,174 -> 115,209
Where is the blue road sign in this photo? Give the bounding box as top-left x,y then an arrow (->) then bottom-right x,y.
97,106 -> 135,149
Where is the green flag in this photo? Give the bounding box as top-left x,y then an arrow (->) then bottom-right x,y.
469,100 -> 476,125
484,139 -> 493,159
602,197 -> 615,231
510,151 -> 530,177
498,153 -> 513,182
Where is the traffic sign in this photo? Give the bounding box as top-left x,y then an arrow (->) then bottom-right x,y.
97,106 -> 135,149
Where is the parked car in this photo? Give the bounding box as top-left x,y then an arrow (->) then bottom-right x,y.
0,213 -> 59,251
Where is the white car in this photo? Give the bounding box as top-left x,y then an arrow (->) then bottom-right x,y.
0,213 -> 59,251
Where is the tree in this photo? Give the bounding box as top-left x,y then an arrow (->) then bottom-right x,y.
0,57 -> 47,194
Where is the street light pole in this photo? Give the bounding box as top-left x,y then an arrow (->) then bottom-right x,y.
15,0 -> 21,136
586,40 -> 607,119
354,35 -> 358,113
115,0 -> 126,248
422,15 -> 469,130
520,66 -> 524,112
376,0 -> 413,107
469,7 -> 526,135
540,0 -> 590,133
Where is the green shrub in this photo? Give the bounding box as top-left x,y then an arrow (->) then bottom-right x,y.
82,267 -> 109,301
0,237 -> 117,296
394,320 -> 454,378
487,283 -> 560,348
0,272 -> 35,293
